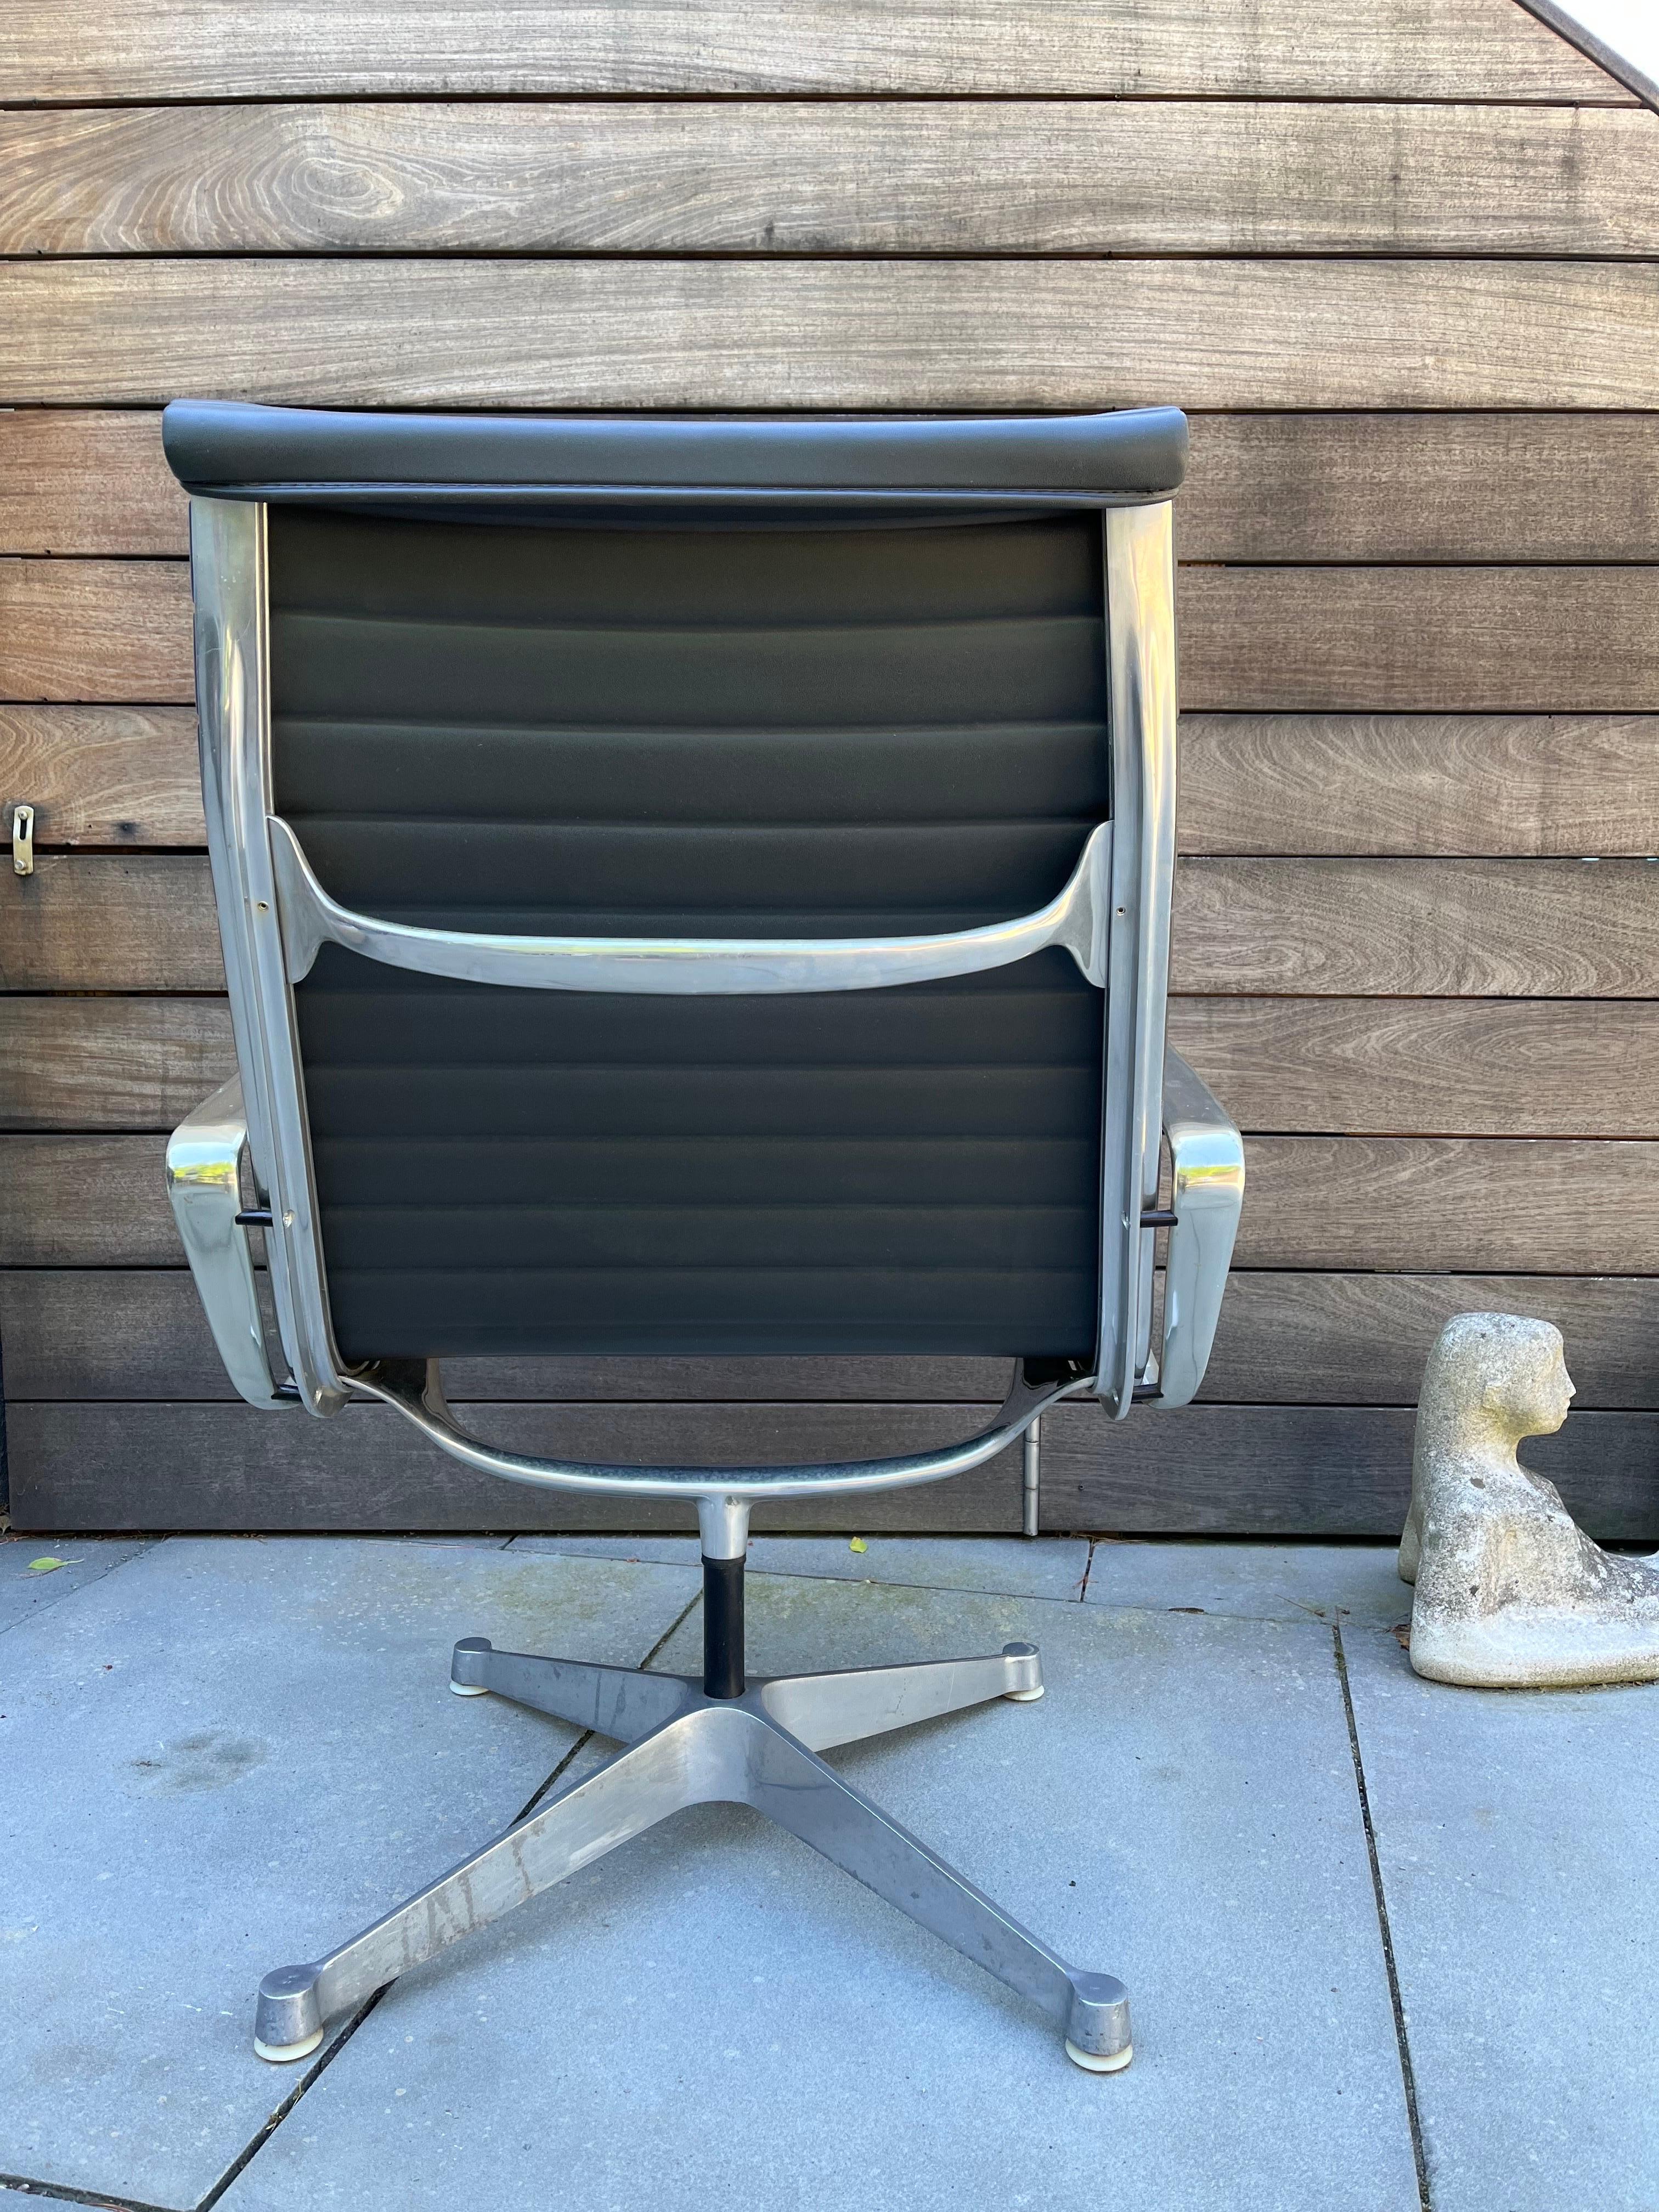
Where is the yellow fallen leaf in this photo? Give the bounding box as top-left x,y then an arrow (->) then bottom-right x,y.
848,1537 -> 868,1554
27,1557 -> 67,1573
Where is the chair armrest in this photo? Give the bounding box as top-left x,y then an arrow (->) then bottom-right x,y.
1149,1050 -> 1245,1410
165,1075 -> 296,1410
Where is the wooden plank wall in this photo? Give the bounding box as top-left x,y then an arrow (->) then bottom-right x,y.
3,0 -> 1658,1536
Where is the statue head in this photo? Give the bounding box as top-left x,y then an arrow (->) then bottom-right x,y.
1421,1312 -> 1575,1448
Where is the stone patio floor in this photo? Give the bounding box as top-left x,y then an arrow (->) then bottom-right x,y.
1,1530 -> 1653,2212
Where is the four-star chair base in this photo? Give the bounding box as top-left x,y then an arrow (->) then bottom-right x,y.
251,1573 -> 1132,2075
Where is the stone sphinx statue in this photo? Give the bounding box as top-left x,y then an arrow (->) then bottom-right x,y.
1399,1312 -> 1659,1689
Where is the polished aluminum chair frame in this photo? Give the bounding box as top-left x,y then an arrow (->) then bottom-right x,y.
170,486 -> 1243,2076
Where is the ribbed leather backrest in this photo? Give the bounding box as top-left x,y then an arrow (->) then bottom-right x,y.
268,506 -> 1108,1360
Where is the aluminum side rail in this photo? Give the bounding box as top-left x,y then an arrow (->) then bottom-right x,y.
1097,503 -> 1179,1418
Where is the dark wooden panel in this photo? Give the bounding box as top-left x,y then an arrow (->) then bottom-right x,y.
0,1272 -> 1015,1404
0,3 -> 1625,103
0,411 -> 185,557
0,558 -> 191,703
0,1000 -> 233,1131
11,994 -> 1657,1138
8,1131 -> 1655,1276
6,700 -> 1655,865
1239,1136 -> 1659,1273
7,261 -> 1659,410
0,706 -> 202,849
25,555 -> 1659,714
1040,1404 -> 1659,1540
0,1137 -> 176,1265
1171,860 -> 1659,997
18,415 -> 1659,567
1181,566 -> 1659,713
7,102 -> 1657,257
1183,415 -> 1659,563
3,1400 -> 1022,1534
9,1267 -> 1657,1409
0,858 -> 222,991
1169,997 -> 1659,1136
1200,1271 -> 1659,1408
1178,713 -> 1659,856
9,1397 -> 1654,1541
15,854 -> 1658,999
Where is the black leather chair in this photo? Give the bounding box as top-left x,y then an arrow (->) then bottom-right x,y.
162,400 -> 1242,2074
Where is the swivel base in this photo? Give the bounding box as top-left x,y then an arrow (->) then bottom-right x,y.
253,1631 -> 1132,2074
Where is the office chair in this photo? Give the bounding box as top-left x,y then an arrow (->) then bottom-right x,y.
162,399 -> 1243,2074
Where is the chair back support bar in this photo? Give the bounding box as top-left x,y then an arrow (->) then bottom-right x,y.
268,810 -> 1115,995
169,405 -> 1243,1502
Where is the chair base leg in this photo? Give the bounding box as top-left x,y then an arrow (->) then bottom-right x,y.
252,1635 -> 1132,2075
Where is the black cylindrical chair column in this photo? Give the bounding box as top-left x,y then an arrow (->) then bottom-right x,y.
702,1555 -> 746,1699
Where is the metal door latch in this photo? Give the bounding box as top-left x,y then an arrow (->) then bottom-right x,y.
10,803 -> 33,876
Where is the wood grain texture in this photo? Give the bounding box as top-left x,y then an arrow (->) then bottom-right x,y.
0,412 -> 185,557
0,559 -> 192,703
1169,997 -> 1659,1136
1171,858 -> 1659,996
2,1400 -> 1023,1535
24,555 -> 1659,713
16,414 -> 1659,565
7,260 -> 1659,410
7,100 -> 1658,257
1182,415 -> 1659,562
1039,1403 -> 1659,1539
0,706 -> 202,849
1199,1270 -> 1659,1407
10,1399 -> 1654,1540
5,701 -> 1654,867
10,993 -> 1657,1138
9,1132 -> 1655,1272
1180,566 -> 1659,712
0,859 -> 223,991
9,1267 -> 1656,1407
1238,1137 -> 1659,1273
0,2 -> 1627,104
0,999 -> 233,1131
1177,714 -> 1659,856
0,1138 -> 178,1265
13,853 -> 1658,998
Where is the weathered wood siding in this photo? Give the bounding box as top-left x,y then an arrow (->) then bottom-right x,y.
3,2 -> 1656,1535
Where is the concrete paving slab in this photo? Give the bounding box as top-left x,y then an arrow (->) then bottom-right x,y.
1086,1541 -> 1406,1627
1344,1627 -> 1659,2212
0,1537 -> 699,2210
0,1536 -> 156,1635
513,1532 -> 1092,1601
222,1576 -> 1418,2212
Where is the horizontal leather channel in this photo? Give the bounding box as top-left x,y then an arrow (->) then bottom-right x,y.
270,507 -> 1108,1359
274,721 -> 1105,822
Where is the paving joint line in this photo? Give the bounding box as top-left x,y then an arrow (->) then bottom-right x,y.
522,1583 -> 704,1813
195,1983 -> 385,2212
1333,1623 -> 1432,2212
196,1583 -> 706,2205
